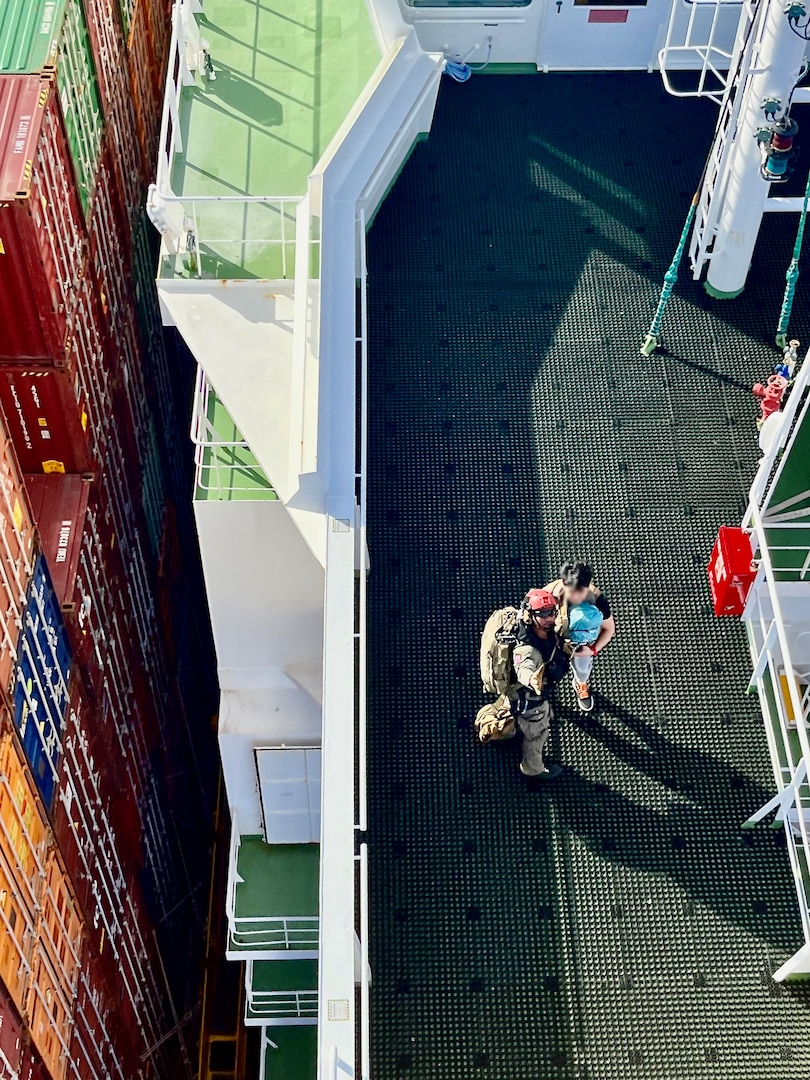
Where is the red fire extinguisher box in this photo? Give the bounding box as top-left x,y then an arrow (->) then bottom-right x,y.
708,526 -> 757,616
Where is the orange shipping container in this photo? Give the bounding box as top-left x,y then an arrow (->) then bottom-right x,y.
26,848 -> 84,1080
0,726 -> 50,1016
0,416 -> 36,698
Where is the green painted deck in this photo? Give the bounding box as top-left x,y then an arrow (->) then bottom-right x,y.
235,837 -> 319,919
166,0 -> 379,280
195,389 -> 277,502
261,1026 -> 317,1080
366,72 -> 810,1080
251,958 -> 317,993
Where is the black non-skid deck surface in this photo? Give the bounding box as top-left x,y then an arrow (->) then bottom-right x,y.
365,74 -> 810,1079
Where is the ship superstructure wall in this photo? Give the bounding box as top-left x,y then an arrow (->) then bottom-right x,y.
0,3 -> 219,1079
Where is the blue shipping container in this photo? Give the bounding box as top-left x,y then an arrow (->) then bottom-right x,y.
13,555 -> 73,809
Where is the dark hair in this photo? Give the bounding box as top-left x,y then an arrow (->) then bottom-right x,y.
559,561 -> 593,589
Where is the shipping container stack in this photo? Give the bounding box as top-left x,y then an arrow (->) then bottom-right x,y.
0,3 -> 219,1079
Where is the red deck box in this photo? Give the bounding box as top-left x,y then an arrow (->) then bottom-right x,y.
708,526 -> 757,616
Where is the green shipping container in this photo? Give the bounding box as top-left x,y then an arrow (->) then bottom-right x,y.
119,1 -> 135,39
0,0 -> 104,216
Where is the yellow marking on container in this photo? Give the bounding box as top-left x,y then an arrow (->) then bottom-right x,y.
81,411 -> 87,431
42,460 -> 65,474
12,498 -> 22,531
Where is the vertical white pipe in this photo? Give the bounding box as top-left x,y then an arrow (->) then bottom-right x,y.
707,1 -> 807,297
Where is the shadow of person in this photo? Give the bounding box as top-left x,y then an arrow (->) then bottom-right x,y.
537,694 -> 810,959
205,64 -> 284,129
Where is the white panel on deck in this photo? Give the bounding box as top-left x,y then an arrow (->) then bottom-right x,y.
256,748 -> 321,844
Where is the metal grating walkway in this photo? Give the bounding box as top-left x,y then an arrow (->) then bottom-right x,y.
366,74 -> 810,1080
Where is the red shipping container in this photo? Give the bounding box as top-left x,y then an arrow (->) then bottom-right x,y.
0,270 -> 114,476
18,1040 -> 50,1080
708,526 -> 757,616
54,681 -> 145,965
67,501 -> 113,700
87,137 -> 133,334
70,955 -> 138,1080
82,0 -> 146,218
0,367 -> 92,475
0,411 -> 36,699
0,76 -> 88,363
0,974 -> 23,1079
24,474 -> 91,612
127,2 -> 162,169
145,0 -> 173,81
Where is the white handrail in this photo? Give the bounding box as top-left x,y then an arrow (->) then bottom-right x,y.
225,811 -> 241,923
748,500 -> 810,760
745,361 -> 810,518
229,916 -> 320,950
360,844 -> 370,1080
356,211 -> 369,833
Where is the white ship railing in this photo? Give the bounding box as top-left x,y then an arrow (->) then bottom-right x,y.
245,961 -> 318,1021
356,209 -> 369,836
246,990 -> 318,1020
190,367 -> 277,498
741,350 -> 810,980
149,1 -> 301,278
228,919 -> 320,951
356,210 -> 371,1080
658,0 -> 745,103
225,817 -> 319,952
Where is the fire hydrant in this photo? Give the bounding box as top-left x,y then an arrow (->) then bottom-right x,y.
752,374 -> 788,428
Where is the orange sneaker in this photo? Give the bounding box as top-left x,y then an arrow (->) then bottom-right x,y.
571,673 -> 594,713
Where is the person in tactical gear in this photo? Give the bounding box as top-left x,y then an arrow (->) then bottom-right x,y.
476,588 -> 569,779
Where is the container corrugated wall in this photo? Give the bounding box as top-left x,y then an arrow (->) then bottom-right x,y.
25,848 -> 83,1080
0,0 -> 219,1073
0,1 -> 104,216
0,972 -> 23,1078
12,555 -> 72,809
0,416 -> 35,698
0,728 -> 49,1018
0,76 -> 86,364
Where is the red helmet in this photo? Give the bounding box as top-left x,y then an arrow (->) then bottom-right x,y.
524,588 -> 557,613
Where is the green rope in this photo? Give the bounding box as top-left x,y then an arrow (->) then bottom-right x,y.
640,199 -> 697,357
775,166 -> 810,349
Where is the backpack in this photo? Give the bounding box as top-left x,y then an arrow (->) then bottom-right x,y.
480,607 -> 522,695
